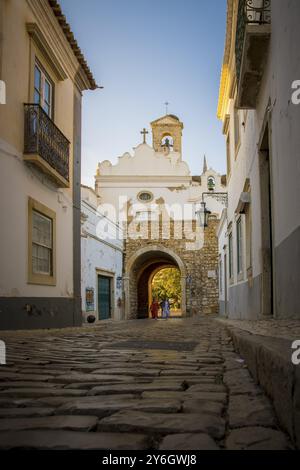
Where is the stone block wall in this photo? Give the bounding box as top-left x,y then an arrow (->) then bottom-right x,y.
123,216 -> 219,318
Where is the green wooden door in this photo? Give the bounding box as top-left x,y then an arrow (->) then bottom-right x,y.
98,275 -> 111,320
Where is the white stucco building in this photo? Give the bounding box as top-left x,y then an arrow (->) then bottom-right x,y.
217,0 -> 300,319
81,186 -> 123,322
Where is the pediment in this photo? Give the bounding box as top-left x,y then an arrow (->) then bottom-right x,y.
150,114 -> 182,126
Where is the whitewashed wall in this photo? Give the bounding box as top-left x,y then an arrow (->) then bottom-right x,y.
0,139 -> 74,298
96,143 -> 226,222
81,186 -> 123,321
218,0 -> 300,319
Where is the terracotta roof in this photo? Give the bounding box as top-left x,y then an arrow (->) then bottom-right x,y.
48,0 -> 98,90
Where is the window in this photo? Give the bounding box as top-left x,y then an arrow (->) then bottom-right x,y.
135,211 -> 149,221
32,211 -> 52,275
236,216 -> 243,276
161,135 -> 174,148
234,106 -> 240,155
28,198 -> 56,285
207,176 -> 216,191
34,62 -> 53,117
228,231 -> 233,281
245,202 -> 252,272
137,191 -> 153,202
226,134 -> 231,177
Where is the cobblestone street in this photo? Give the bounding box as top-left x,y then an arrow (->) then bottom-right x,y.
0,316 -> 293,450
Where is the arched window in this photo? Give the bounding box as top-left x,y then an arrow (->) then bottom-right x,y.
207,176 -> 216,191
161,135 -> 174,148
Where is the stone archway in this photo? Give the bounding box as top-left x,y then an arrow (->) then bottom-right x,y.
124,245 -> 187,319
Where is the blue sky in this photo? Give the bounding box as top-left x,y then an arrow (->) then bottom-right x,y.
60,0 -> 227,186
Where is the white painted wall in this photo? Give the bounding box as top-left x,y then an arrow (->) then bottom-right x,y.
218,0 -> 300,319
269,0 -> 300,247
0,139 -> 74,297
96,142 -> 227,223
81,186 -> 123,321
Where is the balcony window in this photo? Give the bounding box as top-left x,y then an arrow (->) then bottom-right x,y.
34,62 -> 53,118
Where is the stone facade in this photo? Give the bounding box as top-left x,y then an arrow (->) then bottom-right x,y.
123,217 -> 219,319
151,115 -> 184,154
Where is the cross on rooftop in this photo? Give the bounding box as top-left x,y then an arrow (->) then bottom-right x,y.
140,128 -> 149,144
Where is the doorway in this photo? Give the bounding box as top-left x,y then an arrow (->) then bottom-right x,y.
259,121 -> 274,316
97,275 -> 111,320
224,252 -> 228,318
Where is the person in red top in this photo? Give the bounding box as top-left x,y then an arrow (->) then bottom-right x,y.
150,299 -> 159,320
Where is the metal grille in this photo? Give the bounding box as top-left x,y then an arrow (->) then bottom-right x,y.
235,0 -> 271,84
24,104 -> 70,182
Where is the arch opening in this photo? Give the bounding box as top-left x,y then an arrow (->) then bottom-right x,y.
150,266 -> 182,318
161,135 -> 174,148
124,246 -> 187,319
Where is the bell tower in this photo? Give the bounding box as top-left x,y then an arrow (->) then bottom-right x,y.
150,114 -> 184,155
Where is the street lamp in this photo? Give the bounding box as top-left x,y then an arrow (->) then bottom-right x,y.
196,202 -> 211,228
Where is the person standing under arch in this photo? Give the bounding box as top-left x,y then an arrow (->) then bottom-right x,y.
162,298 -> 170,319
150,298 -> 159,320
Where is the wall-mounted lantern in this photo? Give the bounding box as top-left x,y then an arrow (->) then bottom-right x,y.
196,202 -> 211,228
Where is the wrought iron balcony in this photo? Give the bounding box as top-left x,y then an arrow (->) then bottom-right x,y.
235,0 -> 271,108
23,104 -> 70,187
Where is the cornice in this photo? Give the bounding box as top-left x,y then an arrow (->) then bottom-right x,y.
26,23 -> 67,80
26,0 -> 96,91
217,0 -> 235,120
95,175 -> 192,184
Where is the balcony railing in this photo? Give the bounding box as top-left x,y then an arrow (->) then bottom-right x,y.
24,104 -> 70,187
236,0 -> 271,83
235,0 -> 271,107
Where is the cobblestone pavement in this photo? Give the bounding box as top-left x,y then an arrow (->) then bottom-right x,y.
0,316 -> 293,450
